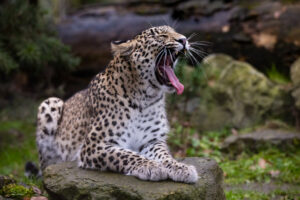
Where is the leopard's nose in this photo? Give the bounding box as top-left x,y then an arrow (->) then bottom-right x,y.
176,38 -> 187,46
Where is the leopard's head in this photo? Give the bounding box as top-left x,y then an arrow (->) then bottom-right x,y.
111,26 -> 194,95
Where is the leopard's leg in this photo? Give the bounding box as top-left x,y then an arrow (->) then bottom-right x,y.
139,140 -> 198,183
78,133 -> 168,181
36,97 -> 64,170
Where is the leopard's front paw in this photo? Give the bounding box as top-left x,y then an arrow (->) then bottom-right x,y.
168,163 -> 198,184
127,161 -> 168,181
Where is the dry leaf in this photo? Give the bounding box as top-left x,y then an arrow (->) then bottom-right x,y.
231,128 -> 238,136
203,149 -> 212,154
30,196 -> 48,200
250,165 -> 256,170
252,33 -> 277,50
269,170 -> 280,178
258,158 -> 267,169
32,186 -> 41,195
222,25 -> 230,33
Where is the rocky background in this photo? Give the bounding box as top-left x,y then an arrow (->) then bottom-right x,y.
1,0 -> 300,199
56,0 -> 300,97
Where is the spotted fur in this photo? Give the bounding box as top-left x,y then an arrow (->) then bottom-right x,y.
36,26 -> 198,183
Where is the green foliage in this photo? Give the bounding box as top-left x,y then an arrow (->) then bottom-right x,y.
0,121 -> 38,178
0,50 -> 19,74
174,60 -> 205,97
168,60 -> 206,112
168,124 -> 229,162
225,188 -> 300,200
0,0 -> 79,75
266,64 -> 290,84
0,183 -> 34,199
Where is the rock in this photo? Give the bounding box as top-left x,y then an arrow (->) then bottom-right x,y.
187,54 -> 290,131
221,129 -> 300,154
225,181 -> 300,197
174,0 -> 230,18
43,157 -> 225,200
291,58 -> 300,109
57,0 -> 300,87
292,88 -> 300,109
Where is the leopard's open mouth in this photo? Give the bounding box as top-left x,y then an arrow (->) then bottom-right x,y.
155,49 -> 184,95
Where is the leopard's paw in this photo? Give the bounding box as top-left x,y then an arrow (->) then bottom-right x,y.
127,161 -> 168,181
168,163 -> 198,184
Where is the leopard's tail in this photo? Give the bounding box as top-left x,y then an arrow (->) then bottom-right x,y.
36,97 -> 64,170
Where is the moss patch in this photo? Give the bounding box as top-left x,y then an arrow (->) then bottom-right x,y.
0,183 -> 34,199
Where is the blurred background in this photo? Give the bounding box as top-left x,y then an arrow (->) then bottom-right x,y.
0,0 -> 300,199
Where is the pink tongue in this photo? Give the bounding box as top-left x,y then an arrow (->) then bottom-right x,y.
164,66 -> 184,95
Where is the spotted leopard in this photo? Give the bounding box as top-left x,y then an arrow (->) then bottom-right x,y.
36,25 -> 198,183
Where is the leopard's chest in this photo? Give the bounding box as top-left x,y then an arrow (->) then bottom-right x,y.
125,104 -> 169,152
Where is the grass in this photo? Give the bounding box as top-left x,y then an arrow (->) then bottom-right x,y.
0,120 -> 40,188
168,124 -> 300,199
266,64 -> 290,84
225,190 -> 270,200
225,189 -> 300,200
221,149 -> 300,184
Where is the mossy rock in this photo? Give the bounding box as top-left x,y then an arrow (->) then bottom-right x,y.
43,157 -> 225,200
187,54 -> 289,131
221,129 -> 300,155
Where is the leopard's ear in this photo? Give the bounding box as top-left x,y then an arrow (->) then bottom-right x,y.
111,40 -> 135,57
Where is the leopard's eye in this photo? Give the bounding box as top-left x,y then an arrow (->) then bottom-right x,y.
159,35 -> 168,38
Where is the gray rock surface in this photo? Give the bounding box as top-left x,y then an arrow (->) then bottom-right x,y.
222,129 -> 300,154
225,182 -> 300,196
43,157 -> 225,200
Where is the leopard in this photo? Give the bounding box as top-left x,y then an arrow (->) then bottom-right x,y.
36,25 -> 199,183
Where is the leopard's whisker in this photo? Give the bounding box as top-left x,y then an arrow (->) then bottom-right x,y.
189,48 -> 207,58
189,47 -> 207,59
190,41 -> 212,46
187,33 -> 198,41
155,47 -> 166,67
187,50 -> 200,66
163,48 -> 168,79
155,46 -> 166,65
168,49 -> 174,64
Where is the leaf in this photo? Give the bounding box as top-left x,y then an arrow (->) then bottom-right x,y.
231,128 -> 238,136
269,170 -> 280,178
258,158 -> 267,169
30,196 -> 48,200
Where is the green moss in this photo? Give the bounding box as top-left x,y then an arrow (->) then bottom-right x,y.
0,183 -> 34,199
